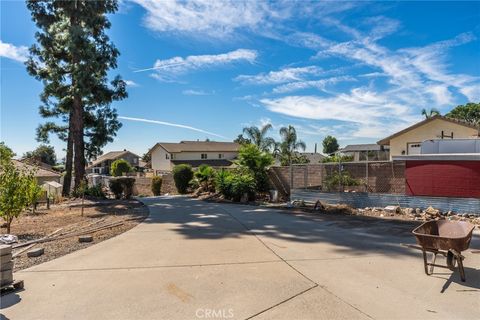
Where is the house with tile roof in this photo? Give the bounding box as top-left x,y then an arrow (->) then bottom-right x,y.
148,141 -> 240,173
86,150 -> 140,175
377,115 -> 479,160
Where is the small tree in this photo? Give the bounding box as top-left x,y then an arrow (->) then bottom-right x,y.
173,164 -> 194,194
322,136 -> 339,154
194,165 -> 216,192
111,159 -> 132,177
26,175 -> 43,213
0,156 -> 36,233
23,144 -> 57,166
151,176 -> 162,196
236,144 -> 274,192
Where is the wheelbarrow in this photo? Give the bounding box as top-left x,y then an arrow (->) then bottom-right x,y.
406,220 -> 475,282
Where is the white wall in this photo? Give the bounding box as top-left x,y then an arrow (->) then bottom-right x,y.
151,146 -> 172,172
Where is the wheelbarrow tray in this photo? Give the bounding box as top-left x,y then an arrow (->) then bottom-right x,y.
412,220 -> 475,252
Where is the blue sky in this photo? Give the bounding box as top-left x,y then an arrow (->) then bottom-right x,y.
1,1 -> 480,159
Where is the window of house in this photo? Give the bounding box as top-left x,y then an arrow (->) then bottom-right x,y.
171,153 -> 175,159
133,158 -> 138,164
165,153 -> 170,159
218,153 -> 223,159
201,153 -> 207,159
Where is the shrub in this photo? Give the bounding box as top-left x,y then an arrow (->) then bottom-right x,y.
173,164 -> 193,194
321,154 -> 353,163
85,184 -> 106,199
236,144 -> 274,192
215,169 -> 234,199
151,176 -> 162,196
118,177 -> 135,199
194,164 -> 216,192
110,159 -> 132,177
324,171 -> 360,191
231,172 -> 256,202
109,179 -> 123,199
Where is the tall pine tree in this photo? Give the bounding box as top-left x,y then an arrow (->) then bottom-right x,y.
26,0 -> 127,194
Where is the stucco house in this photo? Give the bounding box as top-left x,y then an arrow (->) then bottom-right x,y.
148,141 -> 240,173
12,159 -> 61,185
377,115 -> 479,159
340,144 -> 390,162
86,150 -> 140,175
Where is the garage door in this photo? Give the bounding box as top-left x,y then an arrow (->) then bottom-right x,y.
407,143 -> 421,155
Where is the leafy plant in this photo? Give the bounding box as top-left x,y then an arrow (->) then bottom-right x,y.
236,144 -> 273,192
151,176 -> 162,196
85,184 -> 106,199
242,124 -> 276,152
26,178 -> 43,213
173,164 -> 194,194
0,150 -> 37,233
109,179 -> 124,199
194,164 -> 216,192
322,135 -> 339,154
215,169 -> 234,199
111,159 -> 132,177
324,171 -> 360,191
231,171 -> 256,202
321,154 -> 354,163
118,177 -> 135,199
276,126 -> 306,165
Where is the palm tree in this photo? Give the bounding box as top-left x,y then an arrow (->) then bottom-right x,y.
421,108 -> 440,119
242,124 -> 276,152
278,125 -> 306,165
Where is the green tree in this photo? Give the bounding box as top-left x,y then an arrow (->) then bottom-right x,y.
26,0 -> 127,195
446,102 -> 480,125
322,135 -> 339,154
236,144 -> 274,192
233,134 -> 251,146
277,126 -> 306,166
194,165 -> 216,192
0,142 -> 15,164
111,159 -> 132,177
242,124 -> 276,152
0,149 -> 37,233
173,164 -> 194,194
421,108 -> 440,119
23,144 -> 57,166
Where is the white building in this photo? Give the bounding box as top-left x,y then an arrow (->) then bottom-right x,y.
148,141 -> 240,173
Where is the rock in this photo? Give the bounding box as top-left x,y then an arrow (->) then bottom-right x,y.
0,245 -> 12,256
446,211 -> 453,216
79,235 -> 93,243
384,205 -> 400,214
415,208 -> 422,214
27,248 -> 44,258
462,213 -> 470,218
403,208 -> 414,215
425,206 -> 440,217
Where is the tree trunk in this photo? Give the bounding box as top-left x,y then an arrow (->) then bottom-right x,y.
63,115 -> 74,196
72,94 -> 85,190
6,217 -> 12,234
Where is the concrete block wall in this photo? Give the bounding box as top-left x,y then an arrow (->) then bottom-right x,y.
132,174 -> 178,196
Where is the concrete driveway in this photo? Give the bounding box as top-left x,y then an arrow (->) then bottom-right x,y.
2,196 -> 479,319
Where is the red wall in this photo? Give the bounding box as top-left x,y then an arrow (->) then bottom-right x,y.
405,161 -> 480,198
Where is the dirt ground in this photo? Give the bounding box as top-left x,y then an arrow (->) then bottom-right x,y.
1,198 -> 148,272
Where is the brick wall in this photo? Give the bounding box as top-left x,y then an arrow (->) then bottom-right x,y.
132,173 -> 178,196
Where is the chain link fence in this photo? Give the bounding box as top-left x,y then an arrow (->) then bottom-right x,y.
269,161 -> 406,195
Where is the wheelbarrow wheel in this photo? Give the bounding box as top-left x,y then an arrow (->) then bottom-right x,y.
446,251 -> 457,270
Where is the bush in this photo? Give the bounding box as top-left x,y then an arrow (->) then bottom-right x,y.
324,171 -> 360,191
173,164 -> 194,194
321,154 -> 353,163
236,144 -> 274,192
215,169 -> 255,202
109,179 -> 123,199
85,184 -> 106,199
194,164 -> 216,192
215,169 -> 234,199
111,159 -> 132,177
231,172 -> 256,202
109,177 -> 135,199
151,176 -> 162,196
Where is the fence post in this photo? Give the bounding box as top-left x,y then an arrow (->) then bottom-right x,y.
304,166 -> 308,189
365,155 -> 369,192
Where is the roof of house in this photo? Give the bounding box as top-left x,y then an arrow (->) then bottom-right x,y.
12,159 -> 61,178
87,150 -> 140,168
377,115 -> 479,146
341,144 -> 382,152
170,159 -> 234,168
150,141 -> 240,154
299,153 -> 325,163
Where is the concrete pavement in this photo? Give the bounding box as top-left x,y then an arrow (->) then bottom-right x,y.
1,196 -> 479,319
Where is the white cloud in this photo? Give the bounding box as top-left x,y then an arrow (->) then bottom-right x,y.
272,76 -> 356,94
182,89 -> 213,96
0,40 -> 28,62
136,49 -> 257,81
124,80 -> 139,87
133,0 -> 275,38
119,116 -> 228,139
235,66 -> 322,85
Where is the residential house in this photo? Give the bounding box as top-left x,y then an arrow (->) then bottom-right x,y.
86,150 -> 140,175
148,141 -> 240,173
299,152 -> 325,163
340,144 -> 389,162
377,115 -> 479,159
12,159 -> 61,185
